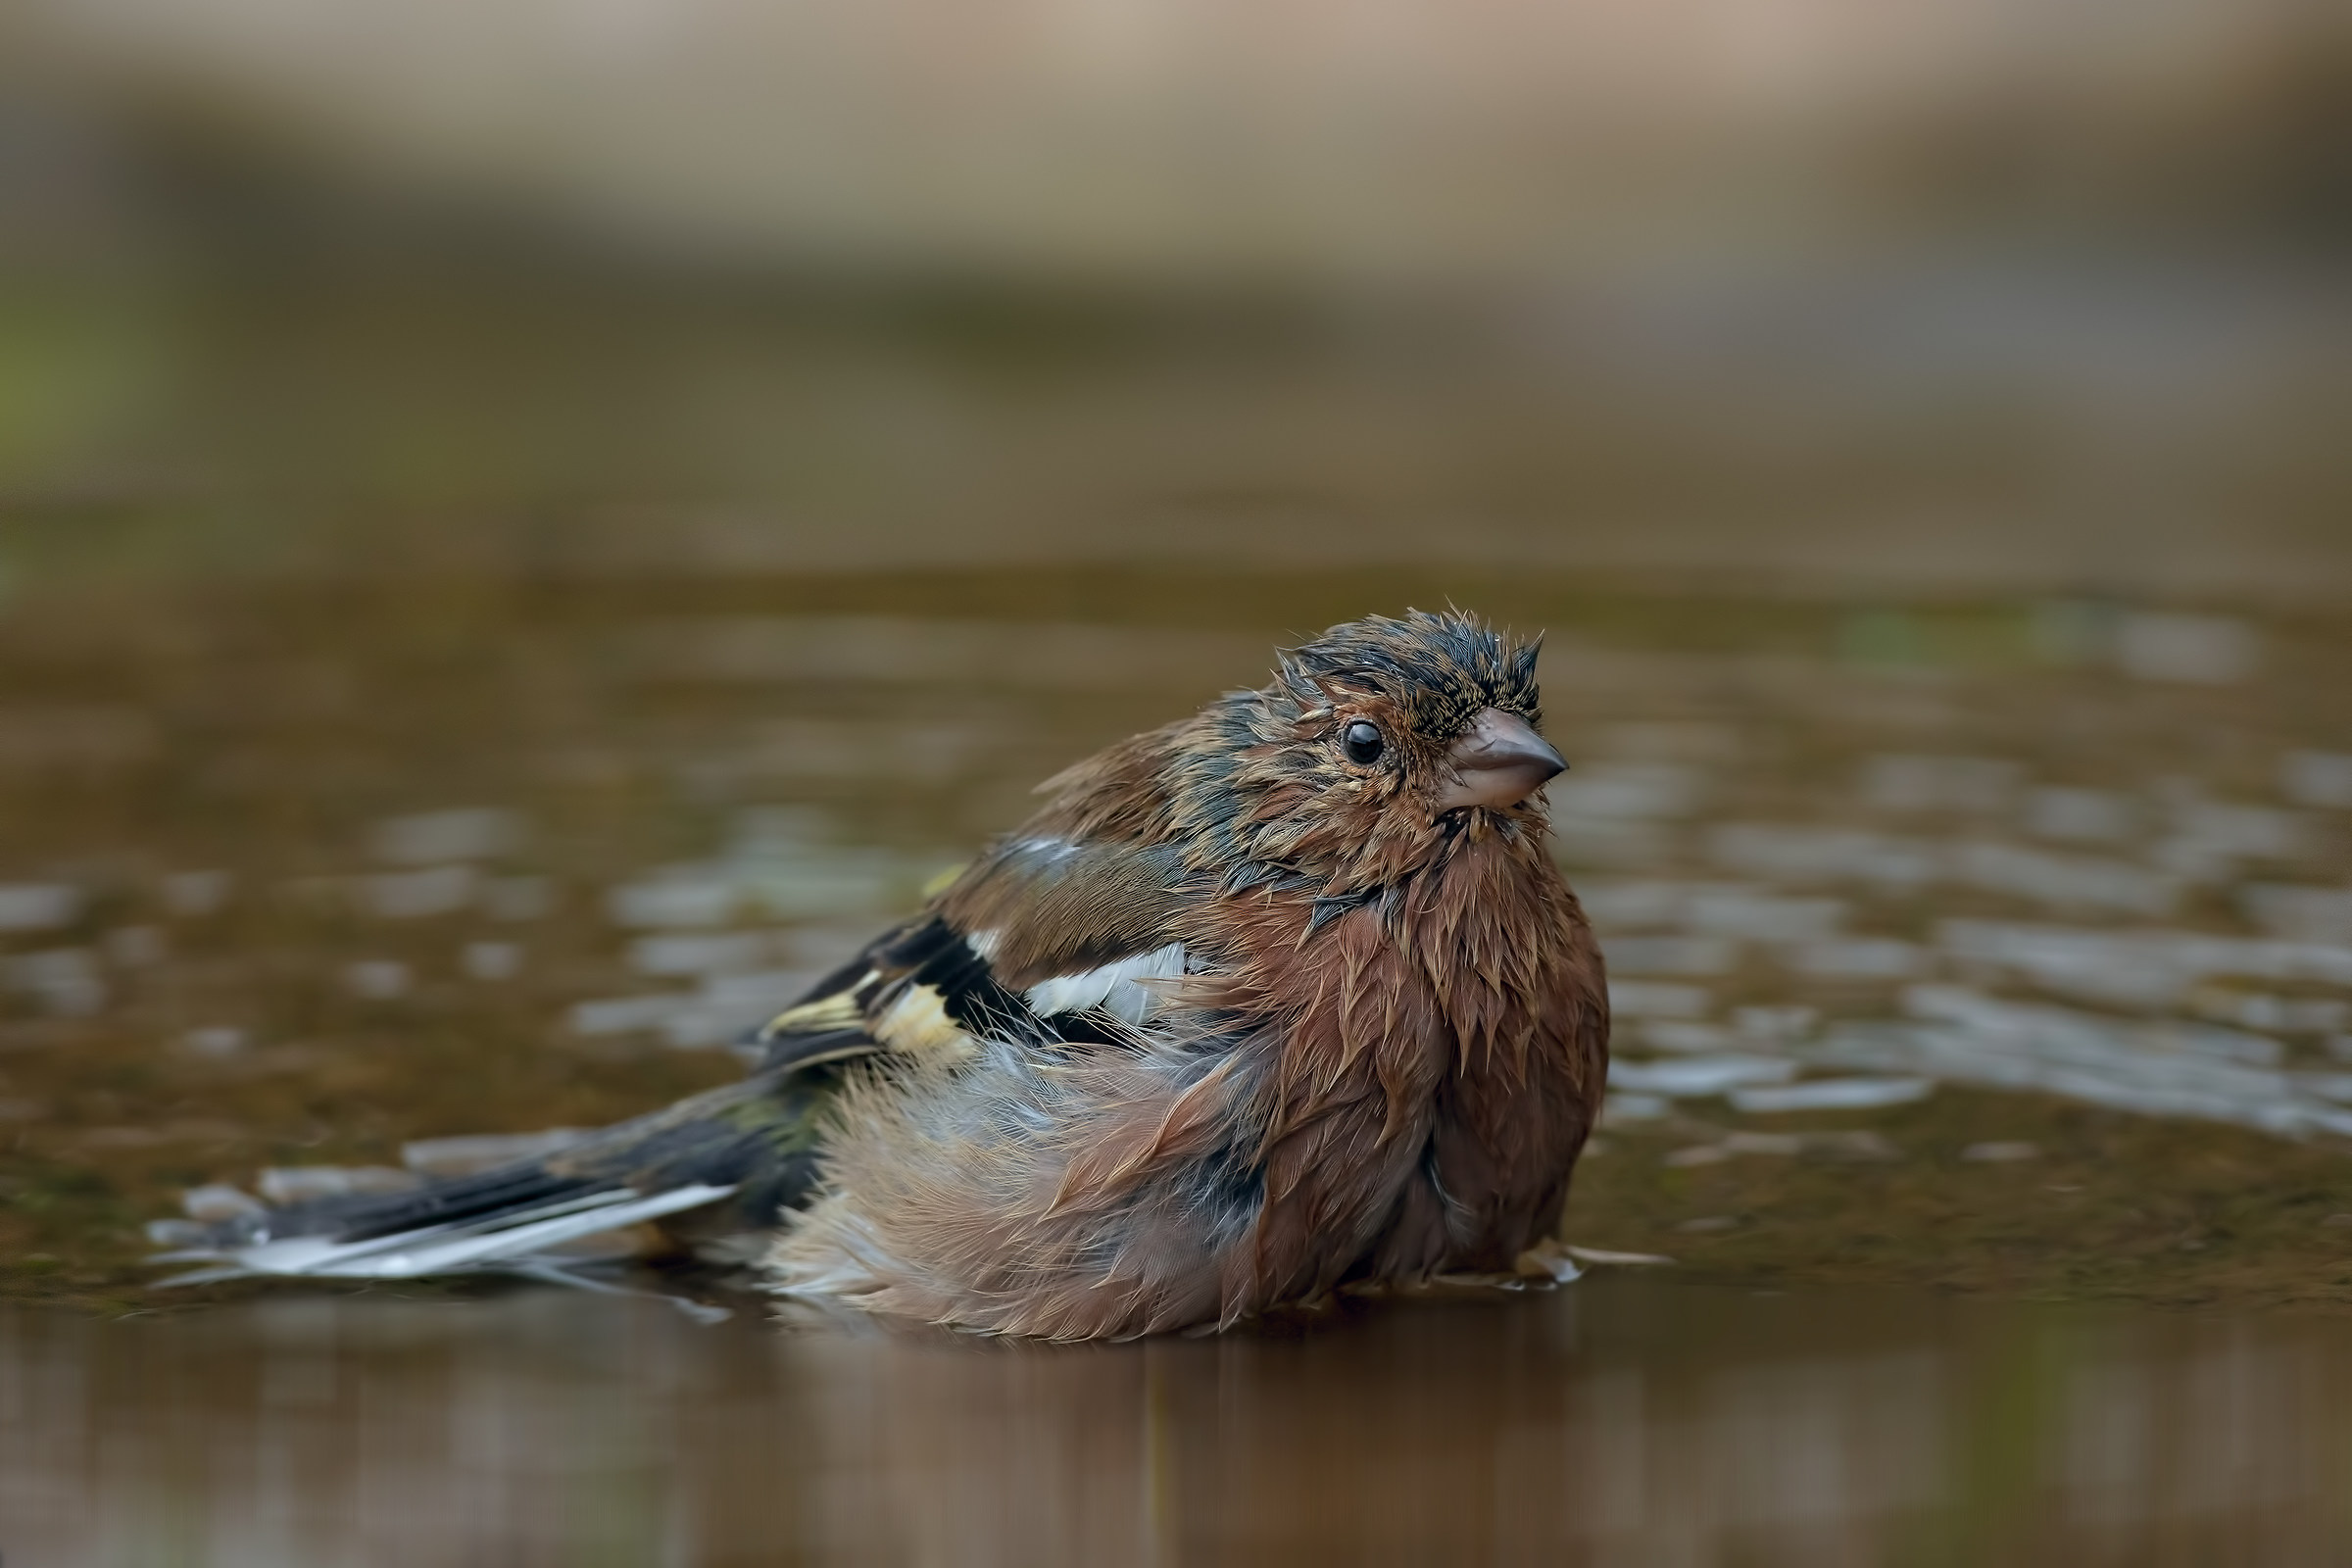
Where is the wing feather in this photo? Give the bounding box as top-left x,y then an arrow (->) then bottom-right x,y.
154,833 -> 1208,1295
749,834 -> 1198,1069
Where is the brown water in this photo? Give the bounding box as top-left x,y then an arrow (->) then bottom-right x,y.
4,561 -> 2349,1224
3,263 -> 2352,1559
8,1276 -> 2352,1566
2,557 -> 2351,1560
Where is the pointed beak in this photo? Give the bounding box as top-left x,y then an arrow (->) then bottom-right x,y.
1435,708 -> 1566,812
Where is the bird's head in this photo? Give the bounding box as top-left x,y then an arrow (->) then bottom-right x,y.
1173,610 -> 1564,896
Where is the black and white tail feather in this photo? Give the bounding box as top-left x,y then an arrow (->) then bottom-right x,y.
147,1068 -> 827,1300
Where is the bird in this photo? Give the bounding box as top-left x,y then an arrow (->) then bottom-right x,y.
154,610 -> 1610,1340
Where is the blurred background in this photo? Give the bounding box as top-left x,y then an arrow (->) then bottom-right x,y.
0,0 -> 2344,588
4,3 -> 2352,1562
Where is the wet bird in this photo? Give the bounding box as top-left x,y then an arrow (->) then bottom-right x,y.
158,611 -> 1609,1339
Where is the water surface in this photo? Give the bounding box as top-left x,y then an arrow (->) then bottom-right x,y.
2,263 -> 2351,1561
4,563 -> 2352,1307
6,1277 -> 2348,1566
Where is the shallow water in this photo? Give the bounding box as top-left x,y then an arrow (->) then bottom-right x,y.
2,270 -> 2352,1556
7,1277 -> 2351,1566
4,563 -> 2349,1197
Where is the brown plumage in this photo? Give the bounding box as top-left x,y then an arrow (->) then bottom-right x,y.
765,609 -> 1609,1338
161,610 -> 1608,1341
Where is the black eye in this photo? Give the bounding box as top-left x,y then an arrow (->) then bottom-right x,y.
1342,720 -> 1384,764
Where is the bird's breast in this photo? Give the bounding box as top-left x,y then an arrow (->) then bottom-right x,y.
1203,837 -> 1604,1291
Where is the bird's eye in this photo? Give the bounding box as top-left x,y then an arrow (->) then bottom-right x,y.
1342,720 -> 1384,764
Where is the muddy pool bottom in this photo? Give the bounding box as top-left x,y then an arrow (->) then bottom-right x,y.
4,1275 -> 2346,1566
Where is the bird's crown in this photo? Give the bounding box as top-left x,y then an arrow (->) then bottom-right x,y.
1270,610 -> 1543,737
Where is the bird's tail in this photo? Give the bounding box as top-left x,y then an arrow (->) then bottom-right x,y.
147,1070 -> 827,1292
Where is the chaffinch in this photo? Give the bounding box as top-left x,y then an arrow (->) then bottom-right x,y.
161,610 -> 1608,1340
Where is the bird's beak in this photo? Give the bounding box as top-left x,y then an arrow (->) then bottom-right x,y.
1435,708 -> 1566,812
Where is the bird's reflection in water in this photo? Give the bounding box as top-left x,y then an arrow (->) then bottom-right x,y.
3,1278 -> 2344,1566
